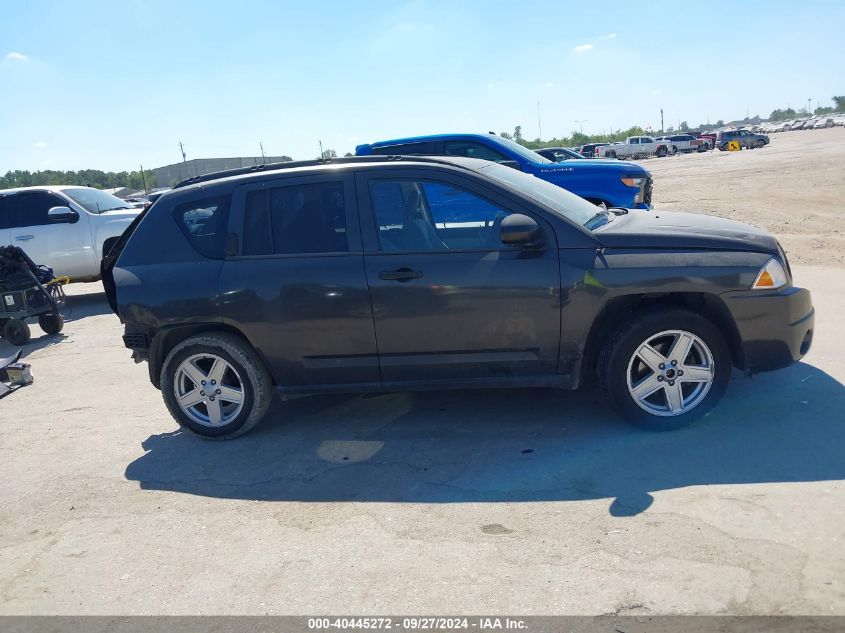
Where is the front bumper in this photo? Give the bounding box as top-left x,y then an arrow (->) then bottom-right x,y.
721,285 -> 814,373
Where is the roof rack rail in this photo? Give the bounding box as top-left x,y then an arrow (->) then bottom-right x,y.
172,155 -> 474,189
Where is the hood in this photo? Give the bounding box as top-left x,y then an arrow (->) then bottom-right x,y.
594,210 -> 779,254
534,159 -> 646,175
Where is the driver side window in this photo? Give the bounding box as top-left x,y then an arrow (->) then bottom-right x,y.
369,180 -> 512,252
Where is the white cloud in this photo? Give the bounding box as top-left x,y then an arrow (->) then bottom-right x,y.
573,44 -> 594,53
33,141 -> 48,148
600,33 -> 617,39
5,51 -> 28,62
538,81 -> 555,89
650,89 -> 662,95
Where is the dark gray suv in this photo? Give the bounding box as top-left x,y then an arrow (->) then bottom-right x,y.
103,156 -> 813,439
716,129 -> 770,151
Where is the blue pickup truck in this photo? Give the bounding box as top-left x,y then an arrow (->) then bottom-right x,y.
355,133 -> 653,209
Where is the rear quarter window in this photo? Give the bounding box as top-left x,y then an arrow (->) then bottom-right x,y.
172,195 -> 231,259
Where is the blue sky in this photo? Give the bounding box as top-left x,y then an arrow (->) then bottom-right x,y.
2,0 -> 843,172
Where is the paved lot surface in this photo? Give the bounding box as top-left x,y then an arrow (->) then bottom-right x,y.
1,133 -> 844,615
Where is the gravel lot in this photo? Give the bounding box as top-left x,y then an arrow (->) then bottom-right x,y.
649,126 -> 845,267
1,132 -> 844,615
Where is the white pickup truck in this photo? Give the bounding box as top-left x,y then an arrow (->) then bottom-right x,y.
0,186 -> 140,281
655,134 -> 709,153
595,136 -> 673,159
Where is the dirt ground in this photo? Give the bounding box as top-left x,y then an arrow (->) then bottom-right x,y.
648,125 -> 845,267
0,135 -> 844,616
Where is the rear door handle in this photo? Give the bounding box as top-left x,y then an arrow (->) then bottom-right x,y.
379,268 -> 423,282
15,235 -> 34,241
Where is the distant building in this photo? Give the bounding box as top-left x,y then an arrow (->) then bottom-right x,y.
103,186 -> 141,199
152,156 -> 293,187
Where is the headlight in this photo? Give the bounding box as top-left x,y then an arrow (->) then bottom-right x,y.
751,258 -> 788,289
621,177 -> 647,204
620,177 -> 646,188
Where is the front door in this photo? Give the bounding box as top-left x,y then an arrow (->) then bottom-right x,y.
219,173 -> 380,392
6,191 -> 95,277
356,170 -> 561,385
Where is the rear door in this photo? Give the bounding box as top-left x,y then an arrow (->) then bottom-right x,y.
6,190 -> 95,277
219,172 -> 380,391
356,168 -> 561,385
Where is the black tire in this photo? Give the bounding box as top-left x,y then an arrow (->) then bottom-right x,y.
39,312 -> 64,335
656,146 -> 668,158
3,319 -> 31,346
606,150 -> 617,159
719,143 -> 729,151
755,139 -> 766,148
597,308 -> 731,431
161,332 -> 273,439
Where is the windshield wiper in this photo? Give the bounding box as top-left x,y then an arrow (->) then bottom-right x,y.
100,206 -> 132,212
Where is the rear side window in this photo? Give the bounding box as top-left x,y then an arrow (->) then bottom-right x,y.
173,195 -> 230,259
370,142 -> 430,155
242,181 -> 347,256
443,141 -> 508,162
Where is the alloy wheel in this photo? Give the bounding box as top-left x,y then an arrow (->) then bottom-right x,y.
626,330 -> 715,417
173,353 -> 245,427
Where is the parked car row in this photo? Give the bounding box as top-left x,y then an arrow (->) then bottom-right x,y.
755,114 -> 845,133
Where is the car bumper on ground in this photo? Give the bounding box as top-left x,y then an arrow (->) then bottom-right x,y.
722,285 -> 814,373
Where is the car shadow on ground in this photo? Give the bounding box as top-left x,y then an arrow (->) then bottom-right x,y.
125,361 -> 845,516
0,291 -> 111,359
0,331 -> 67,360
62,291 -> 112,322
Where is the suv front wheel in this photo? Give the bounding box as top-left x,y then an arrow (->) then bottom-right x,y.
598,308 -> 731,430
161,333 -> 273,439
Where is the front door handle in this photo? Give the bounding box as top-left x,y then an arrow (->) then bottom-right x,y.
379,268 -> 423,282
15,235 -> 34,241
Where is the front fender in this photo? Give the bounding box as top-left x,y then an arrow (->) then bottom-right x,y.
91,216 -> 137,260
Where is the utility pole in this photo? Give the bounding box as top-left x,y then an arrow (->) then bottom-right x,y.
574,120 -> 587,134
807,98 -> 812,115
179,142 -> 189,180
537,101 -> 542,140
260,141 -> 266,164
660,108 -> 664,133
140,164 -> 148,194
318,140 -> 324,159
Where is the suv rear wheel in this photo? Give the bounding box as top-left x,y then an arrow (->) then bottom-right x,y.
598,308 -> 731,430
161,333 -> 273,439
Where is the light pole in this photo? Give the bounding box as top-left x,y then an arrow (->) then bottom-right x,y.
574,120 -> 587,134
807,98 -> 812,115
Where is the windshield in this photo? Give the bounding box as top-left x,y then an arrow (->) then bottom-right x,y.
551,148 -> 583,161
478,162 -> 602,228
62,187 -> 134,213
488,136 -> 552,165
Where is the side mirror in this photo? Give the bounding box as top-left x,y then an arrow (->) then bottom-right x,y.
498,160 -> 523,171
48,206 -> 79,224
500,214 -> 541,246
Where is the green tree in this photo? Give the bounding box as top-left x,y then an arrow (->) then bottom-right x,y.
320,148 -> 337,159
678,121 -> 690,132
513,126 -> 523,143
833,96 -> 845,112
